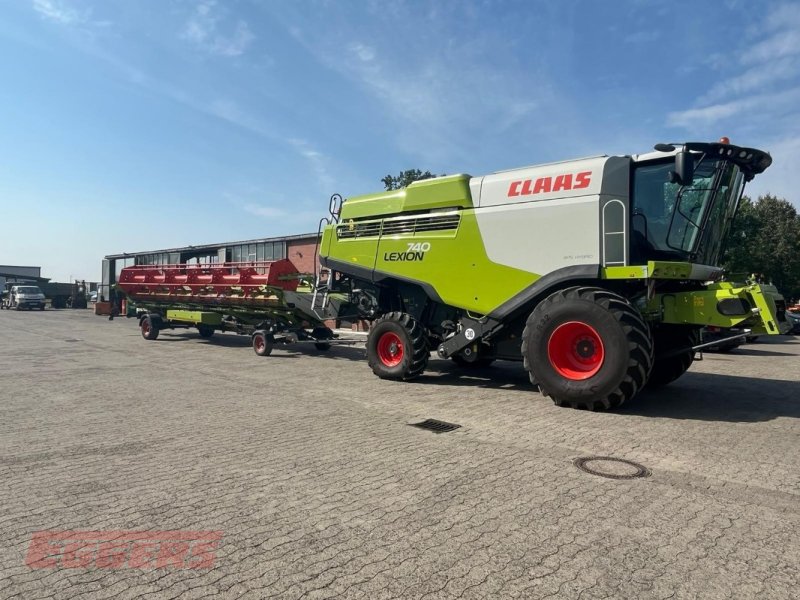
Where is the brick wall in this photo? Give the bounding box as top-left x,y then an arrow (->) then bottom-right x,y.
287,236 -> 371,332
286,238 -> 320,274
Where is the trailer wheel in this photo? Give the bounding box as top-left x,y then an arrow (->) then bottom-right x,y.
367,312 -> 428,380
311,326 -> 333,351
522,287 -> 653,410
197,324 -> 215,339
647,326 -> 699,387
140,316 -> 159,341
252,331 -> 273,356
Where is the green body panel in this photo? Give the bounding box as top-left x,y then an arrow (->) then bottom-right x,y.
324,210 -> 540,314
602,265 -> 649,280
339,175 -> 473,221
166,309 -> 222,325
648,282 -> 789,334
603,262 -> 719,281
647,261 -> 693,279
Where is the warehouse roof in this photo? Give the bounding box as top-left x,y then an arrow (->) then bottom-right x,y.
104,232 -> 318,260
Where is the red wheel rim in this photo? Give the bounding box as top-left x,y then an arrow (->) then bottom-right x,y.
547,321 -> 605,380
377,332 -> 404,367
142,321 -> 151,336
254,335 -> 265,352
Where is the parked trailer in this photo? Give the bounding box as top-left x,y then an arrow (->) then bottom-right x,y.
116,259 -> 350,355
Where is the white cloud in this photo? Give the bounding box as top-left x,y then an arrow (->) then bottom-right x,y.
32,0 -> 84,24
624,29 -> 660,44
745,134 -> 800,206
32,0 -> 109,27
288,25 -> 565,163
287,138 -> 335,192
700,57 -> 799,103
668,87 -> 800,129
243,204 -> 287,218
668,99 -> 750,128
181,1 -> 254,57
349,42 -> 375,62
669,4 -> 800,138
741,28 -> 800,65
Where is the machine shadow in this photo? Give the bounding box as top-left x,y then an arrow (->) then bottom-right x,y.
157,331 -> 369,361
418,360 -> 799,422
622,372 -> 800,422
722,347 -> 797,357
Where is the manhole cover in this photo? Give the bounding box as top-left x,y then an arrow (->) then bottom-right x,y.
573,456 -> 650,480
409,419 -> 461,433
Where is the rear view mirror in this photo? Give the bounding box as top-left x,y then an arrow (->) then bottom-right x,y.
671,150 -> 694,186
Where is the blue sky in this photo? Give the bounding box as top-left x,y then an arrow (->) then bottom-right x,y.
1,0 -> 799,282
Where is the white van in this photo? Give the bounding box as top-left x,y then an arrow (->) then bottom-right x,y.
8,285 -> 46,310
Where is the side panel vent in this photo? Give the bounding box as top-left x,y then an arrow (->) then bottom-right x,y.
338,214 -> 461,239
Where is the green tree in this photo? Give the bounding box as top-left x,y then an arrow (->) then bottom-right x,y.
381,169 -> 442,191
722,194 -> 800,300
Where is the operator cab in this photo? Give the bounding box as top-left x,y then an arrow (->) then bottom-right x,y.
630,140 -> 771,267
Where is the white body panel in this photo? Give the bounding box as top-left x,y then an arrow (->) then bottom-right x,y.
475,156 -> 608,208
469,156 -> 629,275
474,197 -> 600,274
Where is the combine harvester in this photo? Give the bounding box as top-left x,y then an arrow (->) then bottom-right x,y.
313,138 -> 790,410
117,258 -> 342,355
120,138 -> 790,410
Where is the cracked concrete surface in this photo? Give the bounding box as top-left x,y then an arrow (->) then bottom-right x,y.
1,310 -> 798,599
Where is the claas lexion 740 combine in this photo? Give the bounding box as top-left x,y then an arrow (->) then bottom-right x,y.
119,138 -> 789,410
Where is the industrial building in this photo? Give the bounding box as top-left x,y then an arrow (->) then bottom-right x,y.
0,265 -> 43,289
101,232 -> 319,301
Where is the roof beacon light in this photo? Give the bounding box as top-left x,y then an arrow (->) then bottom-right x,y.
720,136 -> 730,145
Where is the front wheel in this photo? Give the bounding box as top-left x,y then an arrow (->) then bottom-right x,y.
366,312 -> 428,380
252,331 -> 273,356
140,315 -> 160,340
522,287 -> 653,410
197,324 -> 215,338
647,326 -> 699,387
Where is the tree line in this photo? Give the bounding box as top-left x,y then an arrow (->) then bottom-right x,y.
722,194 -> 800,302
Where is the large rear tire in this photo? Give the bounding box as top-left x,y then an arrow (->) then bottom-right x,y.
367,312 -> 428,380
647,326 -> 699,387
522,286 -> 653,410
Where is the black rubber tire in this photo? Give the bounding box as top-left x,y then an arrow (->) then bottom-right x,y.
197,324 -> 215,338
522,286 -> 653,410
140,315 -> 159,341
252,331 -> 273,356
367,312 -> 428,380
312,326 -> 333,351
647,326 -> 699,387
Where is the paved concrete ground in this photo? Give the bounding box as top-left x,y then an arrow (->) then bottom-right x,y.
1,309 -> 798,599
